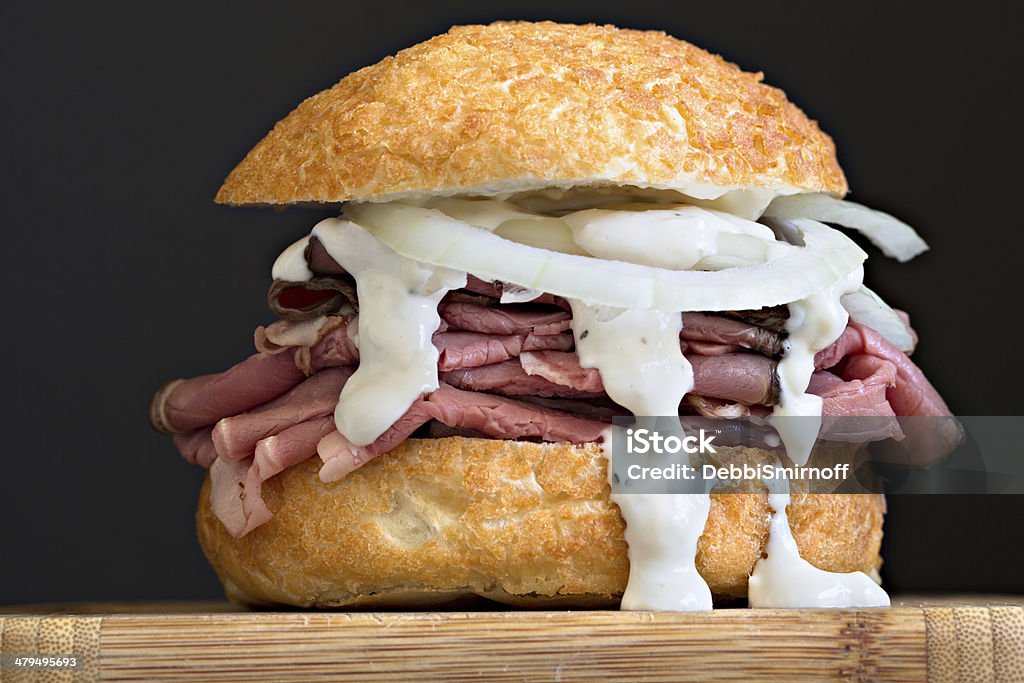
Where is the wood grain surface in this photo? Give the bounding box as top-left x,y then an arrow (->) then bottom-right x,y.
1,597 -> 1021,681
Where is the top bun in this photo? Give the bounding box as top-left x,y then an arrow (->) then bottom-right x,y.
215,21 -> 847,206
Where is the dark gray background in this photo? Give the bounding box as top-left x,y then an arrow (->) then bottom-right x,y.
2,1 -> 1022,604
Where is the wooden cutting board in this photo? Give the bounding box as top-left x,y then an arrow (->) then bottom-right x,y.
1,596 -> 1022,681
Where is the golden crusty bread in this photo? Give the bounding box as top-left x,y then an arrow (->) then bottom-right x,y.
215,22 -> 847,207
197,437 -> 883,608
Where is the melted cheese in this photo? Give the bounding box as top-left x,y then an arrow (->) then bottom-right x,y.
600,446 -> 714,611
569,303 -> 692,416
770,267 -> 864,465
753,265 -> 890,609
563,206 -> 778,270
305,218 -> 465,446
272,235 -> 313,282
748,476 -> 890,608
569,301 -> 712,611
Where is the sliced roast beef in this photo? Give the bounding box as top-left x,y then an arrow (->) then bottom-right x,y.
209,415 -> 339,539
441,360 -> 605,398
817,324 -> 955,418
436,331 -> 574,371
443,290 -> 500,306
462,276 -> 570,309
305,237 -> 347,275
195,310 -> 959,538
426,383 -> 607,441
679,340 -> 743,356
815,326 -> 863,370
808,368 -> 895,418
257,316 -> 350,374
681,312 -> 784,357
426,422 -> 492,439
895,309 -> 919,352
161,317 -> 577,443
809,366 -> 903,442
520,351 -> 604,393
690,354 -> 780,406
848,324 -> 953,417
209,456 -> 272,538
300,319 -> 574,372
167,266 -> 959,506
440,302 -> 571,335
843,334 -> 962,462
308,319 -> 360,370
255,316 -> 343,356
685,395 -> 753,418
151,351 -> 307,434
719,306 -> 790,333
462,275 -> 501,298
253,415 -> 337,481
172,428 -> 217,468
317,384 -> 608,483
317,404 -> 437,482
163,313 -> 947,464
211,367 -> 353,461
815,325 -> 962,459
268,276 -> 357,321
514,395 -> 624,421
500,350 -> 781,406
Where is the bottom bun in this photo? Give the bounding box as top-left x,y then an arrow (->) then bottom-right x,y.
196,437 -> 884,608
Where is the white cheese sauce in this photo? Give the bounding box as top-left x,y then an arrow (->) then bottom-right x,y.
302,218 -> 465,446
569,302 -> 691,417
600,435 -> 715,611
770,267 -> 863,466
748,474 -> 890,608
570,300 -> 712,611
755,265 -> 890,608
558,206 -> 780,612
563,205 -> 778,270
272,235 -> 314,282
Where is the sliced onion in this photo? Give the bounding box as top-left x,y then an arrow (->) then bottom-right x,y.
494,218 -> 589,255
417,197 -> 542,229
417,198 -> 589,254
499,284 -> 543,304
345,203 -> 866,312
562,206 -> 777,270
841,286 -> 916,352
693,254 -> 761,270
764,193 -> 928,263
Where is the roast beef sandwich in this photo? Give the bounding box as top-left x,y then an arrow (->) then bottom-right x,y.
150,21 -> 957,610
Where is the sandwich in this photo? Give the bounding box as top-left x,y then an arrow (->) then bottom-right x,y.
150,21 -> 957,610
